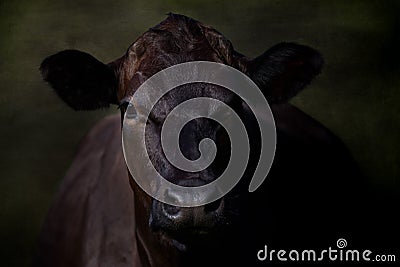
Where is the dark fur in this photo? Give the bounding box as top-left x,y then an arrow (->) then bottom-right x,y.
40,50 -> 118,110
35,14 -> 391,267
249,42 -> 324,102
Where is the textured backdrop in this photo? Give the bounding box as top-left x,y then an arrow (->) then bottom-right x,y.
0,0 -> 399,266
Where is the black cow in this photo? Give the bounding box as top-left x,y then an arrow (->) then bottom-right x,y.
35,14 -> 380,267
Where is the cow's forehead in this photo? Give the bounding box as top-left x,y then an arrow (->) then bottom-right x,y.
148,83 -> 237,123
115,14 -> 236,101
152,13 -> 205,40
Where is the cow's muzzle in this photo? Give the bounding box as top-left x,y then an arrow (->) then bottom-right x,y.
149,178 -> 225,236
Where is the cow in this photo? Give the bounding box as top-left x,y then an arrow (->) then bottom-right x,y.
35,13 -> 376,266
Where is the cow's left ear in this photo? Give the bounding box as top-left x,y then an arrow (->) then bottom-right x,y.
40,50 -> 118,110
248,42 -> 324,103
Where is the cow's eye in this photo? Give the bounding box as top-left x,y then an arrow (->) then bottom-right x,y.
118,101 -> 130,112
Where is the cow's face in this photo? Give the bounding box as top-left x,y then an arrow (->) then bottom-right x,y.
41,13 -> 323,251
122,82 -> 245,251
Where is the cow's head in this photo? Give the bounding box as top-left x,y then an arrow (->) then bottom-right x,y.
40,14 -> 323,252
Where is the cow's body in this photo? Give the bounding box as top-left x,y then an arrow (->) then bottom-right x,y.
34,115 -> 139,267
35,13 -> 390,267
35,104 -> 364,266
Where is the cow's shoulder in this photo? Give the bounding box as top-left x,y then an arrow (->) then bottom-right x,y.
257,104 -> 367,246
34,114 -> 140,267
271,103 -> 341,146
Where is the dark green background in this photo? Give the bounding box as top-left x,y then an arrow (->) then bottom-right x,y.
1,0 -> 399,266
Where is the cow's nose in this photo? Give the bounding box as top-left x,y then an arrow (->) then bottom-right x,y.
150,181 -> 224,231
159,199 -> 224,228
161,188 -> 224,218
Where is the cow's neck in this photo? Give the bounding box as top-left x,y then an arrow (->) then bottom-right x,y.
136,223 -> 182,267
136,222 -> 243,267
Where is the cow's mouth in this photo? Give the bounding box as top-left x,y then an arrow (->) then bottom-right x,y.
149,198 -> 235,251
158,226 -> 219,251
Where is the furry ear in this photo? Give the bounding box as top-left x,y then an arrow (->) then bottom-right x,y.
248,42 -> 324,103
40,50 -> 118,110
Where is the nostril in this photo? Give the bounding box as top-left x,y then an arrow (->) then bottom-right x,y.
204,199 -> 223,213
162,203 -> 181,217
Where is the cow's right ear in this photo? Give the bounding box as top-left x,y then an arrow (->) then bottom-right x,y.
40,50 -> 118,110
